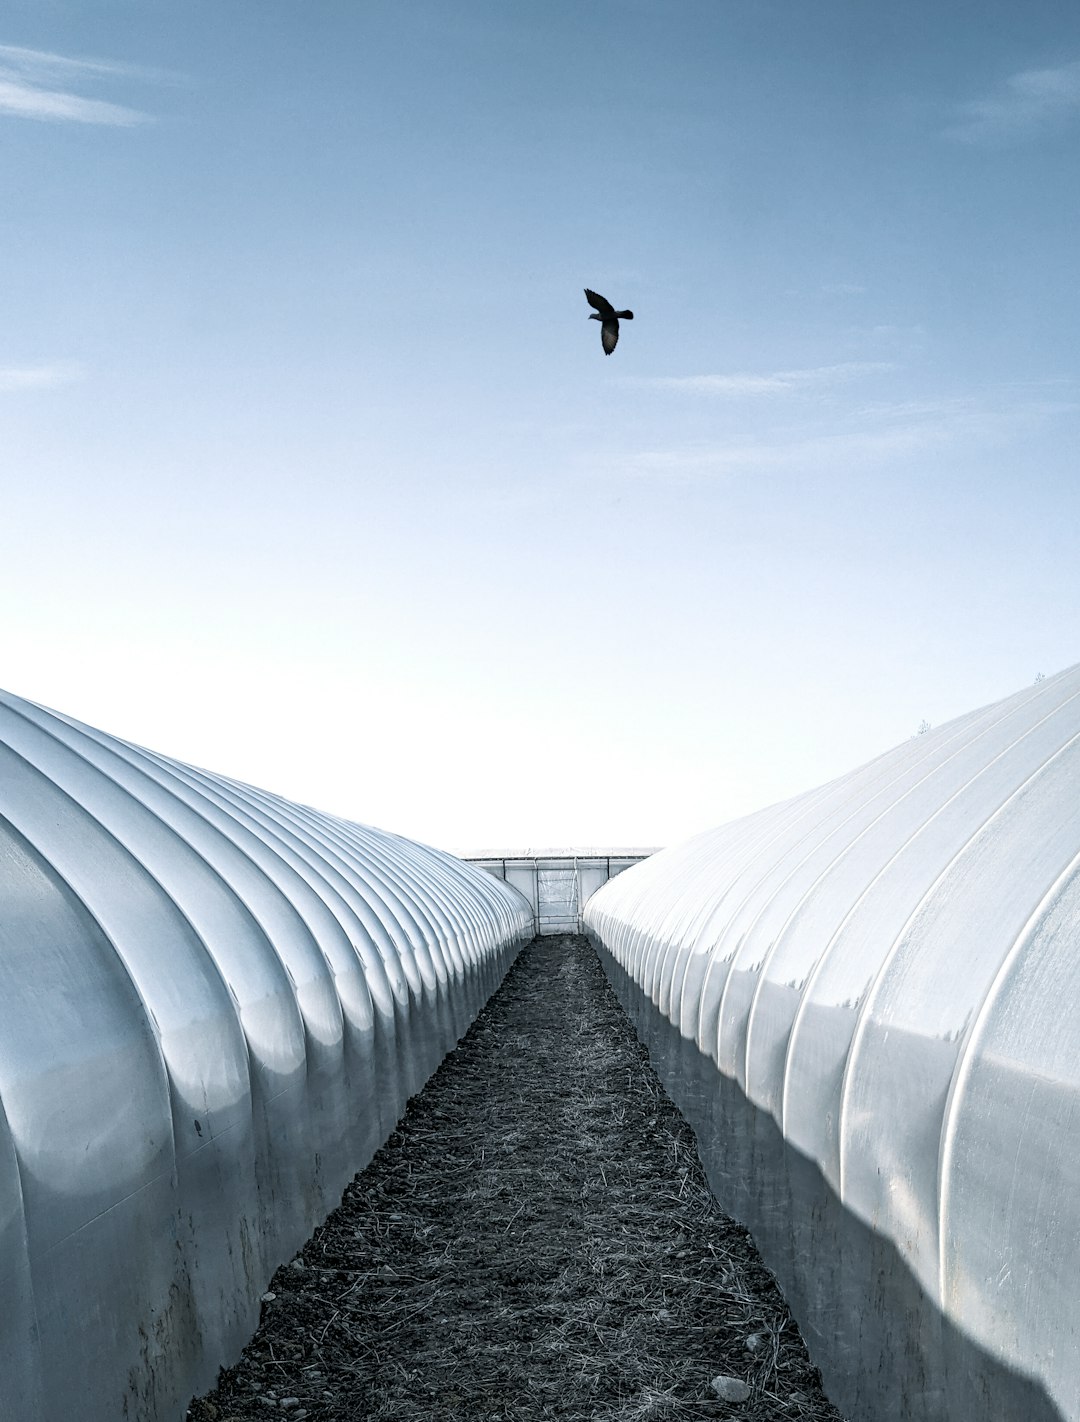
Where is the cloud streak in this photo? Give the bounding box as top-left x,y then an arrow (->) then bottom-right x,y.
948,58 -> 1080,144
0,78 -> 147,125
0,43 -> 161,125
640,361 -> 895,397
624,393 -> 1076,480
0,362 -> 83,391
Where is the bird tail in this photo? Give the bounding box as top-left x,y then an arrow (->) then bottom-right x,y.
616,310 -> 634,320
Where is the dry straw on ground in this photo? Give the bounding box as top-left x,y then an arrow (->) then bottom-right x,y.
188,935 -> 845,1421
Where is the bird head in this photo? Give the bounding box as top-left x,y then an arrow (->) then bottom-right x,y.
588,312 -> 601,321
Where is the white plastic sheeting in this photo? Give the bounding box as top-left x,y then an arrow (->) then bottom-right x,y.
584,664 -> 1080,1422
0,689 -> 533,1422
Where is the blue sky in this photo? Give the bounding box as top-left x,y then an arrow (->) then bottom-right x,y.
2,0 -> 1079,851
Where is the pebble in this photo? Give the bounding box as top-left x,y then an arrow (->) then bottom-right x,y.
710,1374 -> 752,1403
260,1292 -> 276,1303
279,1401 -> 300,1411
256,1398 -> 276,1409
745,1332 -> 765,1352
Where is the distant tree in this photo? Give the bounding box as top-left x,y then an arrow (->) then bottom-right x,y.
1035,672 -> 1045,683
917,719 -> 932,735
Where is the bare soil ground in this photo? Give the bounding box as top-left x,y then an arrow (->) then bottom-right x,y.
187,934 -> 845,1422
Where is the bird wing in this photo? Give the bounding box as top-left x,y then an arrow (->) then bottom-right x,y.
601,318 -> 619,355
585,288 -> 616,317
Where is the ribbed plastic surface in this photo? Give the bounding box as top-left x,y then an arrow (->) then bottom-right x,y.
0,689 -> 533,1422
584,664 -> 1080,1422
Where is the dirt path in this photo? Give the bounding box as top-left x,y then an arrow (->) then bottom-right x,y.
188,935 -> 844,1422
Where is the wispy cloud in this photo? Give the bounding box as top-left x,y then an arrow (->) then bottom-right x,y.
0,44 -> 157,79
947,58 -> 1080,144
0,362 -> 83,391
623,392 -> 1076,481
640,362 -> 895,397
0,43 -> 164,125
0,78 -> 146,124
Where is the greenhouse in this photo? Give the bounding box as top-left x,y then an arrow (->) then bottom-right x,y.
2,667 -> 1079,1422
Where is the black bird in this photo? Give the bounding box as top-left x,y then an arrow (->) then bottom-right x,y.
585,288 -> 634,355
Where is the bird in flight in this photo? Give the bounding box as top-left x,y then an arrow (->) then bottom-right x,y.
584,288 -> 634,355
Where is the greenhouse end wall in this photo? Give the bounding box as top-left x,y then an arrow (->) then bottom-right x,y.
0,689 -> 533,1422
584,663 -> 1080,1422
